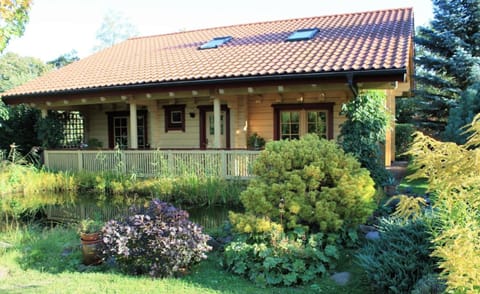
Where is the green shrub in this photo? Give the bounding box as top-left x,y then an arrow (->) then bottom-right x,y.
234,134 -> 376,234
356,217 -> 436,294
224,135 -> 374,286
223,230 -> 339,287
101,199 -> 211,277
395,123 -> 415,160
411,273 -> 446,294
247,132 -> 265,150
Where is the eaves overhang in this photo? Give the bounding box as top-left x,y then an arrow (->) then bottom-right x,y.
2,68 -> 408,103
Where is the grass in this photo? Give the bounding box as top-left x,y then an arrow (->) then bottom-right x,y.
0,225 -> 373,294
397,164 -> 429,195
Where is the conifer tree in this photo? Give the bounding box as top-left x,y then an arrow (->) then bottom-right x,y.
414,0 -> 480,136
443,82 -> 480,144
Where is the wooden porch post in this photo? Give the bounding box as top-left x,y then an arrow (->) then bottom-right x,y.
130,102 -> 138,149
213,97 -> 221,148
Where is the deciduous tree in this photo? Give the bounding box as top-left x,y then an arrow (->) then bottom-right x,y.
92,10 -> 138,52
0,52 -> 51,152
47,50 -> 79,69
0,0 -> 32,52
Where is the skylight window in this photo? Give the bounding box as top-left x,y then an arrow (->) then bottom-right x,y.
199,36 -> 232,50
286,28 -> 319,41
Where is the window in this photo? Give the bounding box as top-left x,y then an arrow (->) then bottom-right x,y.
199,36 -> 232,49
208,114 -> 224,135
163,104 -> 185,132
286,28 -> 319,41
170,110 -> 183,124
307,111 -> 327,138
137,115 -> 146,148
273,103 -> 333,140
280,111 -> 300,140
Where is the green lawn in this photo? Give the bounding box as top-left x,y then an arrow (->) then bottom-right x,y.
0,226 -> 373,294
397,164 -> 429,195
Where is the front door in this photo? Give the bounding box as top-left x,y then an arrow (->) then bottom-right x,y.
107,111 -> 148,149
113,116 -> 128,148
206,111 -> 226,148
198,105 -> 230,149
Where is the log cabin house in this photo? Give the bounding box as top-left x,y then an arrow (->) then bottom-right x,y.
1,8 -> 414,178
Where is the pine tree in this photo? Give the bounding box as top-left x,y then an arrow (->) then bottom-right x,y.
414,0 -> 480,136
443,82 -> 480,144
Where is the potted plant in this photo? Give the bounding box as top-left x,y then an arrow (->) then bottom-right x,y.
247,133 -> 266,150
78,218 -> 104,265
383,175 -> 397,196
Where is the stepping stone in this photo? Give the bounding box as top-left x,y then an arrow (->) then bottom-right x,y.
366,231 -> 380,240
331,272 -> 351,286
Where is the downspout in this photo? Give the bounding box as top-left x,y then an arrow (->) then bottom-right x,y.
346,73 -> 359,97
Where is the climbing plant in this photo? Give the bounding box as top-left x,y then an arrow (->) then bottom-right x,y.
338,90 -> 391,185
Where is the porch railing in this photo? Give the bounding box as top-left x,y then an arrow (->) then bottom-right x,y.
43,149 -> 261,179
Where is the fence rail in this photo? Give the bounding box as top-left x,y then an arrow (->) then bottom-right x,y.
44,149 -> 261,179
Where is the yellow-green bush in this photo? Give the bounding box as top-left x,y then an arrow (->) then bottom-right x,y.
408,114 -> 480,293
229,212 -> 283,235
232,134 -> 376,234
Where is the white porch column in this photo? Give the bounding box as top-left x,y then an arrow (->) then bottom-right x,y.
41,109 -> 48,118
130,102 -> 138,149
213,97 -> 221,148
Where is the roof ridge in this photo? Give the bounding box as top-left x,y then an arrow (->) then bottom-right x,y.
128,7 -> 413,41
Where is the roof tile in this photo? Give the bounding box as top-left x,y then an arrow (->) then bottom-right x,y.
3,7 -> 413,97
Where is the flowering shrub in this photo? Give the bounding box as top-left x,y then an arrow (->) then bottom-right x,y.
101,199 -> 211,277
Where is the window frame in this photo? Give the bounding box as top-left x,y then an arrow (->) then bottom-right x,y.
199,36 -> 232,50
163,104 -> 186,132
286,28 -> 319,41
272,103 -> 334,140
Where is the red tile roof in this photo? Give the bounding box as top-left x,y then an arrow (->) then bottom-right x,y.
2,7 -> 413,98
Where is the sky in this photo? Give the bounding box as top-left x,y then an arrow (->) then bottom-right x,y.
4,0 -> 433,62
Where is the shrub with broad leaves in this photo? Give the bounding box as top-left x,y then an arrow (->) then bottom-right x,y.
223,229 -> 339,287
101,199 -> 211,277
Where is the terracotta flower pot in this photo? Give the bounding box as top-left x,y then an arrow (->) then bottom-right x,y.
80,233 -> 102,265
80,232 -> 100,242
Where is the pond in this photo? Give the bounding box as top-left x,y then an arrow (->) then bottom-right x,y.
1,192 -> 240,231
